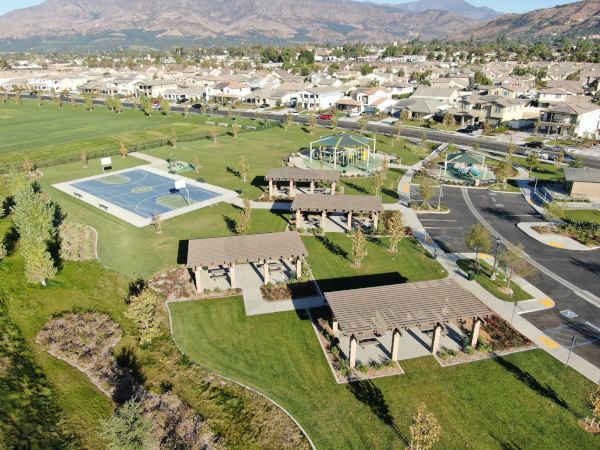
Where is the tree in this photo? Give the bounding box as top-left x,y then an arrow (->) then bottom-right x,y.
105,95 -> 114,111
473,142 -> 480,153
359,115 -> 368,134
152,209 -> 163,234
493,160 -> 512,188
308,113 -> 317,135
114,97 -> 122,113
570,156 -> 584,168
22,241 -> 57,286
351,228 -> 368,269
373,170 -> 383,196
125,289 -> 162,342
0,241 -> 6,261
183,103 -> 190,118
419,178 -> 436,208
169,129 -> 177,148
421,132 -> 428,147
100,399 -> 158,450
132,98 -> 137,110
81,149 -> 88,168
37,91 -> 42,107
410,403 -> 441,450
400,109 -> 409,122
360,64 -> 374,76
238,155 -> 249,182
162,98 -> 171,116
85,94 -> 93,111
211,124 -> 219,143
502,242 -> 536,296
331,116 -> 337,130
381,154 -> 389,179
387,210 -> 404,252
201,103 -> 207,115
464,222 -> 492,269
14,91 -> 20,106
526,152 -> 539,173
232,121 -> 240,138
284,111 -> 292,131
482,119 -> 491,135
193,154 -> 200,173
236,198 -> 252,235
544,200 -> 566,230
56,96 -> 62,109
23,156 -> 35,175
71,96 -> 76,109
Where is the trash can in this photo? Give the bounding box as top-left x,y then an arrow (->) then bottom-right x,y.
467,270 -> 475,281
237,189 -> 243,195
407,202 -> 412,208
461,335 -> 470,348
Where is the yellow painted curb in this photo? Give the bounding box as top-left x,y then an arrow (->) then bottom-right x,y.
538,336 -> 560,349
528,200 -> 533,203
403,184 -> 410,193
539,298 -> 554,308
548,242 -> 565,248
479,254 -> 493,259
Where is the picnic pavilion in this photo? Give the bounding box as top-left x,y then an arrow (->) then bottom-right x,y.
325,278 -> 492,367
264,168 -> 340,197
291,194 -> 384,232
186,231 -> 308,291
309,132 -> 376,169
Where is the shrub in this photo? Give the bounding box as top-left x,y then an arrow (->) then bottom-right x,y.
464,346 -> 475,356
331,345 -> 340,356
214,287 -> 221,294
357,363 -> 369,374
340,366 -> 352,376
385,358 -> 396,368
298,227 -> 306,233
204,289 -> 211,295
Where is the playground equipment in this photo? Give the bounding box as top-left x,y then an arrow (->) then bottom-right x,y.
167,153 -> 191,173
469,167 -> 480,177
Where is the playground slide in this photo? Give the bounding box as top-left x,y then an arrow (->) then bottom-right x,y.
469,168 -> 480,177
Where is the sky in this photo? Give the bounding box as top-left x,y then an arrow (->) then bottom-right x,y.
0,0 -> 584,16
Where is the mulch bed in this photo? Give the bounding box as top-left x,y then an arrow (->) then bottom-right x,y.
260,280 -> 320,302
532,226 -> 599,248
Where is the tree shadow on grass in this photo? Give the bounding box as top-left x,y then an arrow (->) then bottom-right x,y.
316,235 -> 348,260
114,345 -> 145,402
222,214 -> 237,234
346,379 -> 407,444
382,187 -> 399,200
494,357 -> 576,416
251,175 -> 266,193
343,181 -> 370,195
2,226 -> 19,256
489,434 -> 525,450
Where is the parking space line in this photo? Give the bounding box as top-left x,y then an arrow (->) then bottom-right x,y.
548,242 -> 566,248
538,336 -> 560,348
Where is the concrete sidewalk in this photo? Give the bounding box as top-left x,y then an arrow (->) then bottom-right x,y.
396,149 -> 600,382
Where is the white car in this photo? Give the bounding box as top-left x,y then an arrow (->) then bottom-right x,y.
524,149 -> 548,160
348,111 -> 360,118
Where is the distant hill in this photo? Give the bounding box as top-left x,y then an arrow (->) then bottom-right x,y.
386,0 -> 502,22
0,0 -> 477,44
450,0 -> 600,41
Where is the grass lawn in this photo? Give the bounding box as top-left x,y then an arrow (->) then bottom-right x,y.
456,259 -> 533,302
170,296 -> 597,450
563,209 -> 600,223
489,179 -> 522,193
0,99 -> 259,166
36,156 -> 289,278
303,234 -> 447,292
513,157 -> 565,182
340,167 -> 405,203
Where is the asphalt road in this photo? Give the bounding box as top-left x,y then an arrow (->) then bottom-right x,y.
8,93 -> 600,170
425,186 -> 600,366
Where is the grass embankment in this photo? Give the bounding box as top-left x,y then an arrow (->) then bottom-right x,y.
303,233 -> 447,292
170,296 -> 596,450
457,258 -> 533,302
563,210 -> 600,223
513,157 -> 565,182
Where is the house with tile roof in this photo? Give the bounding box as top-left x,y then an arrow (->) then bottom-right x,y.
540,101 -> 600,138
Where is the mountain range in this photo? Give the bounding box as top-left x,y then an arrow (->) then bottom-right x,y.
382,0 -> 502,22
0,0 -> 477,43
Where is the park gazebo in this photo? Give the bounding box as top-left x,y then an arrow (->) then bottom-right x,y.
309,132 -> 376,170
291,194 -> 383,232
444,151 -> 488,179
265,168 -> 340,197
186,231 -> 308,291
325,278 -> 492,367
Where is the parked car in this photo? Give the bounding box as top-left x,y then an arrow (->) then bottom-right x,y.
348,111 -> 360,118
260,103 -> 270,108
152,100 -> 159,105
524,141 -> 545,149
319,114 -> 333,120
524,149 -> 549,160
291,110 -> 299,116
192,103 -> 202,108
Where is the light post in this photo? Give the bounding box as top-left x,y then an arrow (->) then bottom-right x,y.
491,237 -> 501,280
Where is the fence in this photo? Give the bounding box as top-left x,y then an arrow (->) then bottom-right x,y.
0,121 -> 275,174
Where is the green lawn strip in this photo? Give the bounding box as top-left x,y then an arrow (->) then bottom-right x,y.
341,167 -> 405,203
170,296 -> 596,450
303,234 -> 447,292
512,157 -> 565,182
456,258 -> 533,302
563,209 -> 600,223
489,179 -> 522,193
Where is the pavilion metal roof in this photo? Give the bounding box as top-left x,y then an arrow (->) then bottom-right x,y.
447,153 -> 485,165
326,278 -> 491,336
311,132 -> 373,148
563,168 -> 600,184
265,168 -> 340,183
186,231 -> 308,268
291,194 -> 384,214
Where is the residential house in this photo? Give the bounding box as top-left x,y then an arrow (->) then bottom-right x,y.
410,86 -> 459,103
540,101 -> 600,138
133,79 -> 179,98
291,87 -> 343,110
391,98 -> 448,120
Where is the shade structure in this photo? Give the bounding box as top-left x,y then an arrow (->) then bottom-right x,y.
186,231 -> 308,269
265,168 -> 340,183
309,132 -> 376,169
291,193 -> 383,214
325,278 -> 491,336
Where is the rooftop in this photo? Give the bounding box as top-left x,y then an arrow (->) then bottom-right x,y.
265,168 -> 340,183
291,194 -> 383,214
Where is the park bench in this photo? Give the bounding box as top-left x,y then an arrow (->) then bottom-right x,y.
73,192 -> 82,198
206,121 -> 214,125
246,126 -> 256,130
217,123 -> 228,127
358,333 -> 380,347
99,204 -> 108,211
209,268 -> 227,278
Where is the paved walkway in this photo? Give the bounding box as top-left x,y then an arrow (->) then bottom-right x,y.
396,148 -> 600,382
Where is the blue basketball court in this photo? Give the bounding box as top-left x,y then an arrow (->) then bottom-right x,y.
72,169 -> 221,219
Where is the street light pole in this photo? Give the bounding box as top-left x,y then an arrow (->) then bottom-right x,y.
491,237 -> 501,280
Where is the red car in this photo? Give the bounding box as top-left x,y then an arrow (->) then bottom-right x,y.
319,114 -> 333,120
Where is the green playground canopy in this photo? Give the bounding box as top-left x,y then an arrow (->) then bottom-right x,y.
311,132 -> 373,148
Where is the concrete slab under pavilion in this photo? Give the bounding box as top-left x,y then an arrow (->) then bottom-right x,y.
291,194 -> 383,233
265,168 -> 340,198
325,278 -> 491,368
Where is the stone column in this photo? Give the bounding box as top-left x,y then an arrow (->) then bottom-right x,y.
331,181 -> 337,195
229,263 -> 236,289
295,209 -> 301,227
289,180 -> 294,195
296,257 -> 302,278
321,210 -> 327,231
431,323 -> 442,354
470,318 -> 482,348
194,267 -> 202,292
263,260 -> 269,284
391,329 -> 401,361
268,179 -> 273,198
310,181 -> 315,194
332,317 -> 339,333
372,212 -> 379,230
347,212 -> 352,232
349,335 -> 357,368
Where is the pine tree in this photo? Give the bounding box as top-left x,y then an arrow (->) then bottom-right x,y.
351,228 -> 368,269
125,289 -> 162,343
99,399 -> 158,450
236,198 -> 252,235
387,210 -> 404,252
114,97 -> 122,113
211,124 -> 219,143
22,241 -> 57,286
